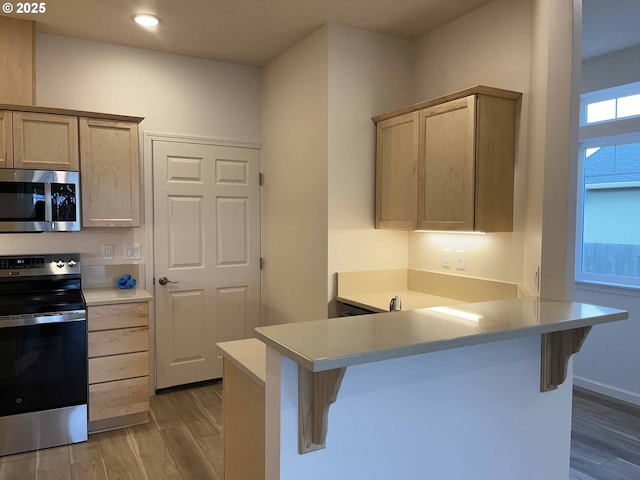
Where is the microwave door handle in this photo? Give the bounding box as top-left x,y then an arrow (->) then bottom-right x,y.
44,182 -> 53,224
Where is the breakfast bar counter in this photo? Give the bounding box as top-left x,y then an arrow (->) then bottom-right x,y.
255,298 -> 626,374
252,297 -> 627,480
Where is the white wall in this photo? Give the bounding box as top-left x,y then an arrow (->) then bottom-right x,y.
531,0 -> 580,300
574,285 -> 640,404
271,337 -> 573,480
407,0 -> 532,285
574,40 -> 640,405
36,34 -> 261,141
261,27 -> 330,326
0,33 -> 262,284
327,24 -> 412,316
581,44 -> 640,94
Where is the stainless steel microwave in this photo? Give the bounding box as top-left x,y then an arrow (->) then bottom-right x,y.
0,169 -> 80,232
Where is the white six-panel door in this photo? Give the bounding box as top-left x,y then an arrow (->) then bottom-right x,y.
153,140 -> 260,389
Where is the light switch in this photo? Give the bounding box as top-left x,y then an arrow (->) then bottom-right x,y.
124,244 -> 141,260
102,244 -> 114,261
456,250 -> 466,270
442,249 -> 451,268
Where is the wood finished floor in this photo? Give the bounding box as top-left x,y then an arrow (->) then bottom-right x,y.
0,382 -> 224,480
1,384 -> 639,479
570,387 -> 640,480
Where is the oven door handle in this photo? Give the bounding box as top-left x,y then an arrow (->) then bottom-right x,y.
0,311 -> 86,329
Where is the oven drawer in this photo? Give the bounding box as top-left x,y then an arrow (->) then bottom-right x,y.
89,376 -> 150,422
89,351 -> 149,384
88,303 -> 149,331
88,327 -> 149,357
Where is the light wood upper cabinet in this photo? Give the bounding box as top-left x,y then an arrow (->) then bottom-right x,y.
0,111 -> 12,168
418,96 -> 477,231
375,112 -> 419,229
13,112 -> 79,170
374,86 -> 520,232
80,118 -> 140,227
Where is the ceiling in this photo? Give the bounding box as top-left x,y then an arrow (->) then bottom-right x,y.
582,0 -> 640,59
4,0 -> 495,66
5,0 -> 639,66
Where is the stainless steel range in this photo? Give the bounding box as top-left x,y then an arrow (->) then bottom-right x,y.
0,254 -> 87,456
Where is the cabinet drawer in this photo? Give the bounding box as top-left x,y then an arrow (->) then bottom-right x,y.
89,376 -> 149,422
89,351 -> 149,384
88,303 -> 149,332
89,327 -> 149,358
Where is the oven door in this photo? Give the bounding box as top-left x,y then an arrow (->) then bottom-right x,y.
0,315 -> 87,417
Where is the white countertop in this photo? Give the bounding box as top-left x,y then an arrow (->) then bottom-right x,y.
217,338 -> 266,386
337,290 -> 462,312
84,287 -> 153,306
255,297 -> 627,372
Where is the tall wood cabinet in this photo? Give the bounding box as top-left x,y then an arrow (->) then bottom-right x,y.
0,111 -> 11,168
88,301 -> 150,432
374,86 -> 521,232
80,118 -> 140,227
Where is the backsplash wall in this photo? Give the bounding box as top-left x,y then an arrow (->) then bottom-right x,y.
0,227 -> 145,285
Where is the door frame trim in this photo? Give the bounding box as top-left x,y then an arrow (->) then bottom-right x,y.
143,132 -> 262,392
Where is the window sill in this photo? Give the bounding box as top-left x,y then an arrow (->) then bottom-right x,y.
575,280 -> 640,297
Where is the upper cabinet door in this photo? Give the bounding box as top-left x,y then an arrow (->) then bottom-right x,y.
418,96 -> 476,231
80,118 -> 140,227
375,111 -> 419,229
0,111 -> 12,168
13,112 -> 79,171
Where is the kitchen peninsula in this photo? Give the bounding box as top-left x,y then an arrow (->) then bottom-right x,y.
229,298 -> 627,480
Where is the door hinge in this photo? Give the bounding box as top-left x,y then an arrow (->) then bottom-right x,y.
259,172 -> 264,186
260,257 -> 264,270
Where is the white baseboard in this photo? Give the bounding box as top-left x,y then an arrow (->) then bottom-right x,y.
574,375 -> 640,406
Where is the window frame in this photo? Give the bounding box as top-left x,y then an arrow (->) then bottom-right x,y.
576,120 -> 640,289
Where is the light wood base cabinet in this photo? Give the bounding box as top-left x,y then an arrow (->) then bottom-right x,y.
223,358 -> 265,480
88,302 -> 150,433
374,85 -> 521,232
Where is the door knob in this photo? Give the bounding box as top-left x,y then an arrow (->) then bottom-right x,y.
158,276 -> 178,286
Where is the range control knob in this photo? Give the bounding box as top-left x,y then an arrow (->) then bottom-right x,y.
56,260 -> 65,268
68,259 -> 77,267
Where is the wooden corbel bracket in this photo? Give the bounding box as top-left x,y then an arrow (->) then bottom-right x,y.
540,326 -> 592,392
298,366 -> 347,454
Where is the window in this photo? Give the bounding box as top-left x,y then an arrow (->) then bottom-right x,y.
576,82 -> 640,287
581,81 -> 640,125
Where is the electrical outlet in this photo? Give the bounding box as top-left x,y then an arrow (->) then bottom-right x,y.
124,244 -> 141,260
442,249 -> 451,268
102,244 -> 114,261
456,250 -> 466,270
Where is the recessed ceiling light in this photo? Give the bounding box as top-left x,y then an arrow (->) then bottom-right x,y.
133,14 -> 159,27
